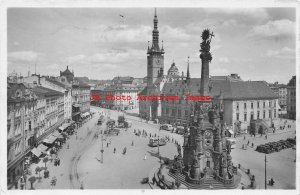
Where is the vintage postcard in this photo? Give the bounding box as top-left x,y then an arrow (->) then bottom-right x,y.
1,0 -> 299,195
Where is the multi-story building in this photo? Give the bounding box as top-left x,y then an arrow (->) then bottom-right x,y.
17,74 -> 72,122
161,77 -> 279,132
287,76 -> 296,120
91,79 -> 139,111
72,78 -> 91,119
269,82 -> 287,110
7,83 -> 37,188
31,86 -> 64,143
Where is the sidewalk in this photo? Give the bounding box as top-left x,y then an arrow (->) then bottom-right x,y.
18,112 -> 99,190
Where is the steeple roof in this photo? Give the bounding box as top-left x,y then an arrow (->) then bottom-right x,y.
61,66 -> 73,75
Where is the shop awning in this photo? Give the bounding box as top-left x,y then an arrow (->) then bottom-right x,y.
43,135 -> 57,144
37,144 -> 48,152
227,129 -> 234,135
59,123 -> 71,131
31,148 -> 42,157
52,131 -> 61,137
73,104 -> 81,107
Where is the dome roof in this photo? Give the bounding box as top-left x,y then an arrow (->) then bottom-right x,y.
167,62 -> 179,76
61,66 -> 73,75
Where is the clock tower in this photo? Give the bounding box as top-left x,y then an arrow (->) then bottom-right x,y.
147,8 -> 164,86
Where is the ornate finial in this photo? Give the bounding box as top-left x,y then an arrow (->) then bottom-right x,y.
161,40 -> 164,49
155,8 -> 157,17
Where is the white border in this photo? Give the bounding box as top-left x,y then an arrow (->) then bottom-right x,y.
0,1 -> 299,195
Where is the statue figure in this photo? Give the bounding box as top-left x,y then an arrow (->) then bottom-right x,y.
177,144 -> 182,157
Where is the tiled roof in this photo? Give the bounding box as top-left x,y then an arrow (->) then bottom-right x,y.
44,77 -> 66,88
73,78 -> 90,88
162,79 -> 278,100
32,86 -> 64,97
139,86 -> 148,95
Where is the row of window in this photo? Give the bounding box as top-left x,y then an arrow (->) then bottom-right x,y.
236,100 -> 276,110
236,109 -> 277,121
163,108 -> 189,118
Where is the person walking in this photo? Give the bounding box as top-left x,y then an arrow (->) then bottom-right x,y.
107,143 -> 109,148
247,140 -> 249,145
131,141 -> 134,146
114,148 -> 116,153
265,135 -> 267,139
244,135 -> 246,140
252,143 -> 254,148
144,153 -> 147,160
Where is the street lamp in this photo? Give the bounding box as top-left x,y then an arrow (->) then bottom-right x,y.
265,154 -> 267,190
100,135 -> 104,163
157,136 -> 161,163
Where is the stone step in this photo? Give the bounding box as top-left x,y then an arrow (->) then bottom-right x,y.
168,172 -> 237,189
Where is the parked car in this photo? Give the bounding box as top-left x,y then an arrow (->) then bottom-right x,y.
160,124 -> 173,131
176,126 -> 185,135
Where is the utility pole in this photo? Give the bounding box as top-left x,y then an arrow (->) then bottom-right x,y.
101,135 -> 104,163
265,154 -> 267,190
157,136 -> 160,159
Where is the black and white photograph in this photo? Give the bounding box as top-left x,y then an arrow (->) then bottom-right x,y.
1,1 -> 299,193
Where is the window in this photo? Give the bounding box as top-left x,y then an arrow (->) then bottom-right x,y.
244,113 -> 247,121
274,109 -> 276,117
263,102 -> 265,108
172,109 -> 176,116
257,111 -> 260,119
251,113 -> 254,120
269,110 -> 271,118
257,102 -> 260,108
251,102 -> 253,109
236,102 -> 239,110
263,111 -> 266,119
244,102 -> 247,109
269,101 -> 272,107
185,110 -> 189,117
178,110 -> 181,118
236,113 -> 239,121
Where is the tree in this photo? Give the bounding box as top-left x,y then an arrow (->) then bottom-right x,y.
258,125 -> 264,135
35,166 -> 42,182
43,157 -> 49,168
28,176 -> 36,190
118,115 -> 125,126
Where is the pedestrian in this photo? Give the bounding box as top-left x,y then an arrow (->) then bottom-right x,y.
252,143 -> 254,148
58,158 -> 60,166
244,135 -> 245,140
144,153 -> 147,160
114,148 -> 116,153
155,133 -> 156,137
265,135 -> 267,140
150,133 -> 151,137
80,182 -> 84,190
131,141 -> 134,146
152,175 -> 156,185
67,143 -> 69,149
247,140 -> 249,145
107,143 -> 109,147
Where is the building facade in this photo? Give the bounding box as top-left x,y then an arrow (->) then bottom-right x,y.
287,76 -> 296,120
7,83 -> 37,188
161,79 -> 279,132
269,82 -> 287,110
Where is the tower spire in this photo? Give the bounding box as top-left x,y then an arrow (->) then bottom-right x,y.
186,56 -> 191,84
152,8 -> 159,50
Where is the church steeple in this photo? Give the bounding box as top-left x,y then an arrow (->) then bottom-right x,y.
152,8 -> 160,51
186,56 -> 191,84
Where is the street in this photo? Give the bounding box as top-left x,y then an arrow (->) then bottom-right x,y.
25,106 -> 295,190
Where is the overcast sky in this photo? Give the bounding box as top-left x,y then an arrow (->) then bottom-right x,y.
7,8 -> 296,83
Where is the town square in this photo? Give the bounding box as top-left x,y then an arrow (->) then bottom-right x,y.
4,5 -> 297,192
